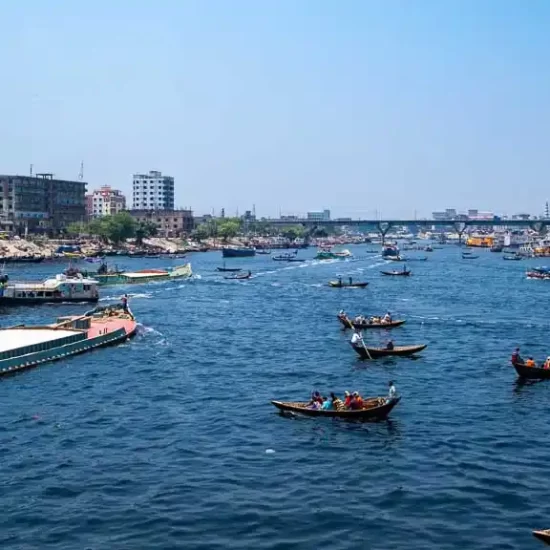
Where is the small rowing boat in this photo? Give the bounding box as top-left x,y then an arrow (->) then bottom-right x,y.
503,255 -> 522,261
462,254 -> 479,259
380,270 -> 411,276
216,267 -> 242,272
534,530 -> 550,545
351,342 -> 426,359
224,271 -> 252,280
512,362 -> 550,380
338,315 -> 405,330
328,281 -> 368,288
271,397 -> 401,420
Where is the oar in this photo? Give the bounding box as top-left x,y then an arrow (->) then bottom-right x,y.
360,333 -> 373,360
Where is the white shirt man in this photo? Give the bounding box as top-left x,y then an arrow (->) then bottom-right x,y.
351,332 -> 363,345
388,382 -> 397,399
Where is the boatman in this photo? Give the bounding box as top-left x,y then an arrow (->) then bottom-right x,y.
388,381 -> 397,400
121,293 -> 129,313
511,347 -> 522,365
351,330 -> 363,346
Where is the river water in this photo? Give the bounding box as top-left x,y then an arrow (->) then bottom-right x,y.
1,245 -> 549,549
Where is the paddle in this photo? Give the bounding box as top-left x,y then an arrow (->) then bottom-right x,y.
360,332 -> 373,360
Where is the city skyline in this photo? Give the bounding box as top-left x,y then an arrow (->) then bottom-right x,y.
1,1 -> 549,218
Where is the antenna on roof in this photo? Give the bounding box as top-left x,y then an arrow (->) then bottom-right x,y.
30,164 -> 33,177
79,161 -> 84,181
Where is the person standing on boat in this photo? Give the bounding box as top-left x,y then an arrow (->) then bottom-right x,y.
511,347 -> 522,365
351,330 -> 363,346
349,277 -> 353,285
121,294 -> 129,313
388,381 -> 397,399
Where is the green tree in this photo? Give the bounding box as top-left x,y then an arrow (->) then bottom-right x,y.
191,223 -> 210,242
65,221 -> 88,236
135,220 -> 158,245
282,225 -> 305,241
218,220 -> 240,242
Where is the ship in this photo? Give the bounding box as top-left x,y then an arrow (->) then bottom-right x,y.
0,274 -> 99,305
0,304 -> 137,377
222,247 -> 256,258
382,245 -> 400,258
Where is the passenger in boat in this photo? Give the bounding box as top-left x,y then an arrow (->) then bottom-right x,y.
383,312 -> 392,323
354,315 -> 362,324
386,340 -> 394,351
348,392 -> 363,410
511,348 -> 522,365
321,396 -> 333,410
344,391 -> 352,408
331,392 -> 343,409
544,357 -> 550,369
308,391 -> 323,406
350,330 -> 363,345
388,381 -> 397,399
525,357 -> 536,368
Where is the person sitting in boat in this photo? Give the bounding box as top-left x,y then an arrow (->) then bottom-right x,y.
350,330 -> 363,346
511,348 -> 522,365
388,381 -> 397,399
525,357 -> 536,368
321,396 -> 333,410
331,392 -> 343,410
338,310 -> 346,319
386,340 -> 394,351
382,312 -> 392,323
343,391 -> 352,408
348,391 -> 363,410
354,315 -> 362,324
307,391 -> 323,407
544,357 -> 550,369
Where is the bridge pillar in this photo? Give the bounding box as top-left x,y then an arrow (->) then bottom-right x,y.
453,222 -> 468,246
377,222 -> 393,245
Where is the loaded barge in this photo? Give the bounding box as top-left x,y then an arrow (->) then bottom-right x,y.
0,304 -> 137,377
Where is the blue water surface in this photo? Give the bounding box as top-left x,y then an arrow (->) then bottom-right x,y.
0,246 -> 549,549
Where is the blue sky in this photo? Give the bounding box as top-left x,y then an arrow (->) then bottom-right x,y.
1,0 -> 549,218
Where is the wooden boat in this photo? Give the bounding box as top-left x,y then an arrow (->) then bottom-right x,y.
512,362 -> 550,380
256,249 -> 271,255
503,255 -> 522,261
222,247 -> 256,258
216,267 -> 242,272
351,342 -> 426,359
533,530 -> 550,545
338,315 -> 406,330
406,257 -> 427,262
271,397 -> 401,420
224,271 -> 252,280
380,270 -> 411,276
328,281 -> 368,288
462,254 -> 479,259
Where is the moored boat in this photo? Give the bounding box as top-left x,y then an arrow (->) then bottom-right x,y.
71,263 -> 192,285
216,266 -> 242,272
222,247 -> 256,258
533,529 -> 550,545
271,396 -> 400,420
503,254 -> 522,261
338,314 -> 406,330
351,342 -> 426,359
0,274 -> 99,305
462,254 -> 479,259
224,270 -> 252,280
0,304 -> 137,377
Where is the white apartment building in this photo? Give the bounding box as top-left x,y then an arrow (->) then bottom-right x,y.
86,186 -> 126,219
132,171 -> 175,210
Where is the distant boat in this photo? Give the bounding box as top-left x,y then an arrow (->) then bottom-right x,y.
222,247 -> 256,258
224,271 -> 252,280
256,249 -> 271,255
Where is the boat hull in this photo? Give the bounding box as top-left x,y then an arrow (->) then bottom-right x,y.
222,248 -> 255,258
328,282 -> 368,288
351,343 -> 426,358
380,271 -> 411,276
0,296 -> 99,305
513,362 -> 550,380
271,397 -> 400,420
533,530 -> 550,545
338,316 -> 406,330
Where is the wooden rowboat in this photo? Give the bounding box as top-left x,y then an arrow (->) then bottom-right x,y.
328,281 -> 368,288
224,271 -> 251,280
351,342 -> 426,359
271,397 -> 401,420
216,267 -> 242,272
533,530 -> 550,545
338,315 -> 406,330
513,362 -> 550,380
380,270 -> 411,276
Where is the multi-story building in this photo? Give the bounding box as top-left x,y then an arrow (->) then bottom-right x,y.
0,173 -> 86,233
86,186 -> 126,219
132,171 -> 174,210
128,208 -> 194,237
307,209 -> 331,222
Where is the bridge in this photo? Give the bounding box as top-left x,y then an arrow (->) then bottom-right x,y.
266,218 -> 549,244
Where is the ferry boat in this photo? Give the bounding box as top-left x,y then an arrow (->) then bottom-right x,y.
0,274 -> 99,305
222,247 -> 256,258
0,304 -> 136,377
315,248 -> 353,260
382,245 -> 400,258
66,263 -> 192,285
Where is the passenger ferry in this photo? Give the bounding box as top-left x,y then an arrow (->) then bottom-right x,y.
0,304 -> 136,377
0,274 -> 99,305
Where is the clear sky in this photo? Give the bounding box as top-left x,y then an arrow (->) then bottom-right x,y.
1,0 -> 549,218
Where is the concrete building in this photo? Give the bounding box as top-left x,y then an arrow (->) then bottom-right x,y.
132,171 -> 175,210
86,186 -> 126,219
129,208 -> 194,237
0,173 -> 86,234
307,209 -> 331,222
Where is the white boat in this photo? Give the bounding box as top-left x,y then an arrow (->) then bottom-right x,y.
0,274 -> 99,305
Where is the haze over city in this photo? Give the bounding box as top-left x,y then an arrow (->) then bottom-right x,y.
1,0 -> 549,218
